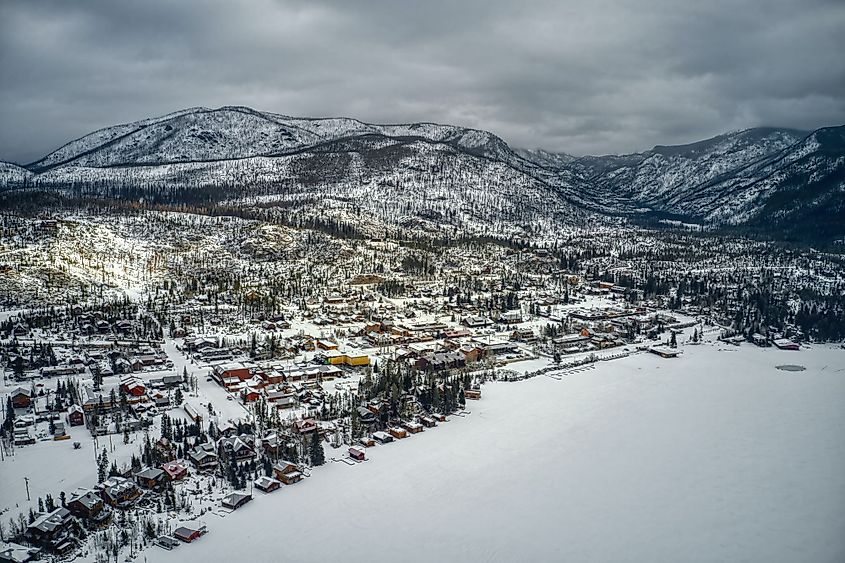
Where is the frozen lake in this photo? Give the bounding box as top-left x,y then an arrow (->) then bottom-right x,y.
149,342 -> 845,563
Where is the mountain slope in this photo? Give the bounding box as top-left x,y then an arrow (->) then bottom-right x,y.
4,107 -> 844,241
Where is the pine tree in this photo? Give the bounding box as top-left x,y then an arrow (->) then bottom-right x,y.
309,433 -> 325,466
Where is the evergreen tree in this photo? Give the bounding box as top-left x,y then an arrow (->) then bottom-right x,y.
309,433 -> 325,466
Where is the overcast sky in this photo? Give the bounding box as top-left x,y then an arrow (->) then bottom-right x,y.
1,0 -> 844,164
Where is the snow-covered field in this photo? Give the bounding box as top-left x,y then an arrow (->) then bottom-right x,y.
148,342 -> 845,563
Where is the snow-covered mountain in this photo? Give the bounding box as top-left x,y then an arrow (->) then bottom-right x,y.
3,106 -> 844,240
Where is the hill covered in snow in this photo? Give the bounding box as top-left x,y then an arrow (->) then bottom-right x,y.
2,106 -> 843,241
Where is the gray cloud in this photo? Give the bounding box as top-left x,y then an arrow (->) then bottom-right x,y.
1,0 -> 844,163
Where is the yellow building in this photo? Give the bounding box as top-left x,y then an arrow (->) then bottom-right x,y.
325,350 -> 370,366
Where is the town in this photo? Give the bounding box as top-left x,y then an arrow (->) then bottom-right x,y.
1,210 -> 841,562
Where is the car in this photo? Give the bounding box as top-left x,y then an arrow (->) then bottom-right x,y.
226,395 -> 233,401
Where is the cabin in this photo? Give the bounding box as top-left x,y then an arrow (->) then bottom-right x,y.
373,431 -> 393,444
67,489 -> 108,523
388,427 -> 408,439
649,346 -> 681,358
98,477 -> 142,508
420,416 -> 436,428
254,476 -> 282,493
464,389 -> 482,400
273,460 -> 303,485
221,492 -> 252,511
294,418 -> 318,435
161,460 -> 189,481
183,401 -> 204,424
10,387 -> 32,409
773,338 -> 800,351
356,406 -> 376,424
218,435 -> 256,461
358,436 -> 376,448
173,526 -> 205,543
432,413 -> 448,423
67,405 -> 85,426
26,507 -> 75,551
188,445 -> 218,471
0,543 -> 40,562
402,421 -> 424,434
134,467 -> 167,490
348,446 -> 366,461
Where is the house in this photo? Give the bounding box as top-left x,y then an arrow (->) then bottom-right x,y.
294,418 -> 318,435
173,526 -> 206,543
373,431 -> 393,444
316,339 -> 339,351
0,542 -> 40,563
388,427 -> 408,439
273,460 -> 303,484
67,405 -> 84,426
98,477 -> 141,508
10,388 -> 31,409
26,507 -> 75,551
773,338 -> 800,351
464,389 -> 482,400
348,446 -> 366,461
155,536 -> 181,551
120,377 -> 146,397
183,401 -> 204,424
161,460 -> 189,481
218,435 -> 256,461
510,328 -> 537,343
241,387 -> 261,403
155,437 -> 177,461
188,444 -> 218,470
356,406 -> 376,424
221,492 -> 252,511
254,476 -> 282,493
134,468 -> 167,490
402,421 -> 424,434
67,489 -> 109,526
213,362 -> 253,382
420,416 -> 437,428
649,346 -> 681,358
358,436 -> 375,448
500,310 -> 523,324
432,413 -> 448,423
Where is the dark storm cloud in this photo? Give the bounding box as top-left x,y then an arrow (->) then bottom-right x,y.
1,0 -> 843,163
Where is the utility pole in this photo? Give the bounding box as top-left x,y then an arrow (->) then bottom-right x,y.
24,477 -> 30,501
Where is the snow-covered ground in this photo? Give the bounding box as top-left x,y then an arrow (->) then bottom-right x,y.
147,342 -> 845,563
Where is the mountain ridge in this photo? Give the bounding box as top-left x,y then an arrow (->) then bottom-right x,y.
3,106 -> 843,241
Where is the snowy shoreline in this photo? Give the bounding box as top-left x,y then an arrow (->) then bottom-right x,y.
141,341 -> 845,563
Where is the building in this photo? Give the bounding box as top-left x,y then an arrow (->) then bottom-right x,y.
273,460 -> 303,484
26,507 -> 75,552
649,346 -> 681,358
134,467 -> 167,490
161,460 -> 189,481
388,427 -> 408,439
98,477 -> 142,508
348,446 -> 366,461
188,444 -> 218,470
464,388 -> 482,400
67,489 -> 109,526
221,492 -> 252,510
254,476 -> 282,493
773,338 -> 800,350
10,388 -> 31,409
373,431 -> 393,444
67,405 -> 85,426
173,526 -> 206,543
